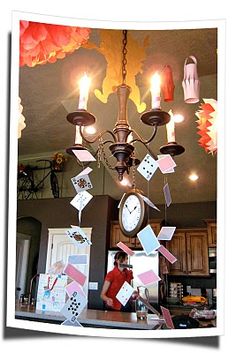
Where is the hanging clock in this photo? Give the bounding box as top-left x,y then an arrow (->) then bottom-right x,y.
119,189 -> 148,237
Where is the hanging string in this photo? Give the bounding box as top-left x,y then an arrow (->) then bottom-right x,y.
164,175 -> 168,225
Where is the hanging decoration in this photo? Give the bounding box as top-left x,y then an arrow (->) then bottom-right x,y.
52,152 -> 67,171
195,98 -> 217,154
19,21 -> 91,67
161,65 -> 175,102
18,97 -> 26,138
182,55 -> 200,103
84,29 -> 148,113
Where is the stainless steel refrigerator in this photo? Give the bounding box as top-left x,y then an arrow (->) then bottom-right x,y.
107,250 -> 159,303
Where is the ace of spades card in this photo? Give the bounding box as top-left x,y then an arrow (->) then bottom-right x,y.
71,167 -> 93,193
61,290 -> 87,322
137,154 -> 159,181
116,281 -> 134,307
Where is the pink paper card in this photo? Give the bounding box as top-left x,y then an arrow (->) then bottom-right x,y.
64,263 -> 86,286
66,281 -> 86,297
158,245 -> 177,264
163,183 -> 172,207
157,226 -> 176,241
160,306 -> 175,329
117,241 -> 135,256
137,270 -> 161,285
158,155 -> 176,174
72,149 -> 96,162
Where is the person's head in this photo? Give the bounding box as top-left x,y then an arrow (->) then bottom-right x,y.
114,251 -> 128,268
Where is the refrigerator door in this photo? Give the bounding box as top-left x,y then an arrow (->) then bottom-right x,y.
107,250 -> 159,302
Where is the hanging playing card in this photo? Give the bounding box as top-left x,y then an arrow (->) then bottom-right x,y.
116,281 -> 134,307
66,226 -> 92,247
157,154 -> 176,174
137,154 -> 159,181
70,191 -> 93,212
163,183 -> 172,207
61,290 -> 87,321
71,167 -> 93,193
72,149 -> 96,162
137,224 -> 161,255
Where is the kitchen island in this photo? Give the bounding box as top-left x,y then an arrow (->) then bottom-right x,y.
15,305 -> 164,330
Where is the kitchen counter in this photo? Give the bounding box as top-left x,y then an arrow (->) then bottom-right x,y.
15,305 -> 163,330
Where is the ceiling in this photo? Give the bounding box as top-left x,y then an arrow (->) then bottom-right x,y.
18,26 -> 217,205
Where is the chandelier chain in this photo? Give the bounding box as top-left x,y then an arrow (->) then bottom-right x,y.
122,30 -> 128,84
131,153 -> 136,190
98,138 -> 114,170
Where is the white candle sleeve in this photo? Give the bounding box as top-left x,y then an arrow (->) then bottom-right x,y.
75,126 -> 82,144
166,118 -> 176,143
78,74 -> 90,110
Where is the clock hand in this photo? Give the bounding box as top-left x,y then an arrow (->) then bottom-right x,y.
130,205 -> 137,213
125,204 -> 132,214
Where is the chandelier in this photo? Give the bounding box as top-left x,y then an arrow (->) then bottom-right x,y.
66,30 -> 184,181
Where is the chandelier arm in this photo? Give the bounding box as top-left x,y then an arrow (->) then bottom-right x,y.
129,124 -> 158,145
79,126 -> 116,144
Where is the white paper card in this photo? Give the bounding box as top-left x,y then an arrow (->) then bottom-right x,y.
72,149 -> 96,162
61,319 -> 83,327
70,191 -> 93,211
137,154 -> 159,180
116,281 -> 134,307
137,224 -> 161,255
140,194 -> 160,211
157,226 -> 176,241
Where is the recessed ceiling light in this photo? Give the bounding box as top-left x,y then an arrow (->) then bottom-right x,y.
189,173 -> 199,181
173,114 -> 184,123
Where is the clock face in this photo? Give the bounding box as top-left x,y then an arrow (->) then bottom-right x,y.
121,194 -> 142,232
119,191 -> 147,237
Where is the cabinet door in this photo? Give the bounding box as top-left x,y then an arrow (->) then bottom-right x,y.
110,222 -> 136,248
166,231 -> 187,275
186,231 -> 209,275
205,220 -> 217,247
110,220 -> 163,249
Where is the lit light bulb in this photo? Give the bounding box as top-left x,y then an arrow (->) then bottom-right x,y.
188,173 -> 199,181
150,72 -> 161,109
84,125 -> 97,135
120,178 -> 130,187
78,73 -> 91,110
173,114 -> 184,123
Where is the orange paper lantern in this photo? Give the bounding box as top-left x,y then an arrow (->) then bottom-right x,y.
19,21 -> 91,67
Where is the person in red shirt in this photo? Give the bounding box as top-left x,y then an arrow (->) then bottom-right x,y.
100,251 -> 134,311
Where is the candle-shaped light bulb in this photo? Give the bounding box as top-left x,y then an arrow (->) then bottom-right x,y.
166,110 -> 176,143
150,72 -> 161,109
78,73 -> 91,110
75,125 -> 82,145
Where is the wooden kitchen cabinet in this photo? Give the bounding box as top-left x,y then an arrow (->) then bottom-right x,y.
166,229 -> 209,276
110,220 -> 163,249
204,219 -> 217,247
